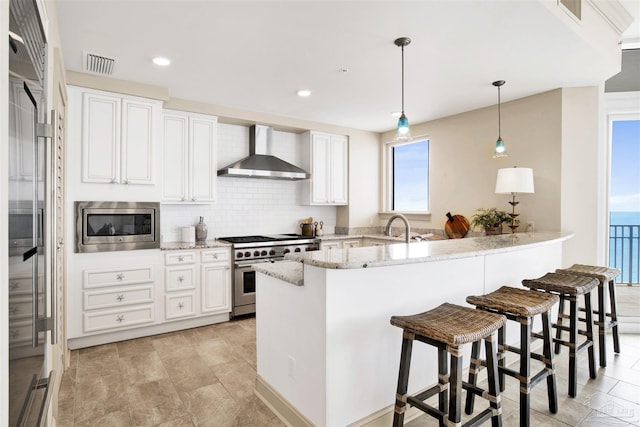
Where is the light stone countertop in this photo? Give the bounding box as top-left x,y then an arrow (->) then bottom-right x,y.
160,240 -> 232,250
254,261 -> 304,286
285,232 -> 573,269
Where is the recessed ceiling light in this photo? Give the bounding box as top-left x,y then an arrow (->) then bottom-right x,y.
297,90 -> 311,97
391,111 -> 402,118
152,57 -> 171,66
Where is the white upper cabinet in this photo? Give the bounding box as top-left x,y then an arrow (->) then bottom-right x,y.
162,110 -> 217,203
81,89 -> 161,185
301,131 -> 348,205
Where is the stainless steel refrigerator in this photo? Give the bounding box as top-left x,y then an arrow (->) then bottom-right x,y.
8,0 -> 56,425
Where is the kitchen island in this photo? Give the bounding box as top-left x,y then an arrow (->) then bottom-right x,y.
254,232 -> 572,427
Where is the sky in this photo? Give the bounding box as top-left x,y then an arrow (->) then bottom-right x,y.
610,119 -> 640,212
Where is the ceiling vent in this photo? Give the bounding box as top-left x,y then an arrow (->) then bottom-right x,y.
83,51 -> 117,75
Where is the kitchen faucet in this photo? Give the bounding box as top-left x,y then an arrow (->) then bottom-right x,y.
384,214 -> 411,243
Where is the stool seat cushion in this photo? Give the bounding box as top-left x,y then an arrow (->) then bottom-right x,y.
467,286 -> 559,317
556,264 -> 620,283
522,272 -> 598,295
390,303 -> 506,346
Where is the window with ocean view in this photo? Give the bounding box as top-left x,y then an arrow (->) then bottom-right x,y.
609,119 -> 640,284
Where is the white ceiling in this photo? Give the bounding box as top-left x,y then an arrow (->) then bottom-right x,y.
55,0 -> 640,133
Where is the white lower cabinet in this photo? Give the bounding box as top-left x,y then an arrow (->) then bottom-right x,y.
67,247 -> 232,349
81,265 -> 156,334
200,249 -> 231,314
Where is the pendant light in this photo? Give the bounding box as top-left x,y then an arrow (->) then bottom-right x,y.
395,37 -> 411,142
492,80 -> 508,158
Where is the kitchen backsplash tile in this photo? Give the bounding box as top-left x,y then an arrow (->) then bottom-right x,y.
161,123 -> 336,241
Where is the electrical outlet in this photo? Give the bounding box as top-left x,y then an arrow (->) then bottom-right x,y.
526,221 -> 535,232
288,355 -> 296,379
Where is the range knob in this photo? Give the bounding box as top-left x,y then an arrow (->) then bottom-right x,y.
261,250 -> 268,256
237,252 -> 244,258
294,247 -> 301,252
244,251 -> 251,258
254,250 -> 260,257
269,250 -> 276,256
283,248 -> 290,254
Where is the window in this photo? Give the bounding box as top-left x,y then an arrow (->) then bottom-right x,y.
385,139 -> 429,213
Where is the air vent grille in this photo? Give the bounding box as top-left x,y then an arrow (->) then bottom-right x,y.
83,51 -> 117,75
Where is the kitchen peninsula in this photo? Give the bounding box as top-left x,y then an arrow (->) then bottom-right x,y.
254,232 -> 572,426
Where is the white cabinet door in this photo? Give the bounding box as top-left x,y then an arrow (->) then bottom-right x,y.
81,92 -> 120,183
162,113 -> 189,201
189,115 -> 217,202
330,135 -> 348,204
301,131 -> 349,205
121,98 -> 158,185
162,111 -> 217,203
311,133 -> 330,204
201,264 -> 231,314
81,89 -> 160,185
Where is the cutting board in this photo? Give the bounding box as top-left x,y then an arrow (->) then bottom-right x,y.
445,212 -> 470,239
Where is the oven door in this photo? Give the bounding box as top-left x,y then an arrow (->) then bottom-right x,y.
233,258 -> 282,316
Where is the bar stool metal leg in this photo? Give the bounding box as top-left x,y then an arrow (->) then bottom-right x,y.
554,295 -> 566,355
542,312 -> 558,414
393,331 -> 413,427
438,346 -> 448,421
485,335 -> 503,427
465,340 -> 481,415
584,293 -> 597,379
519,318 -> 531,427
449,346 -> 463,426
597,284 -> 607,367
609,279 -> 621,354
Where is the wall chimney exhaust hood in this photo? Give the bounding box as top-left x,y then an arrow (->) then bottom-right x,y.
217,125 -> 310,180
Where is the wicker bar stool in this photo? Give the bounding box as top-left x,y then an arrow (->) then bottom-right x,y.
465,286 -> 559,427
522,272 -> 599,397
555,264 -> 621,367
390,303 -> 505,427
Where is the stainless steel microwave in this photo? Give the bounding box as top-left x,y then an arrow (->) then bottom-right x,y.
75,201 -> 160,253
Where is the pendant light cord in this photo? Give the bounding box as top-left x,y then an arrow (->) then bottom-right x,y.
401,44 -> 405,114
497,84 -> 501,139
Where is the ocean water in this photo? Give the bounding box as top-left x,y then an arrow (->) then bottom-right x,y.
610,211 -> 640,226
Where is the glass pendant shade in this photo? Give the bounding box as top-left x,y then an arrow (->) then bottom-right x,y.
396,113 -> 411,141
493,137 -> 507,158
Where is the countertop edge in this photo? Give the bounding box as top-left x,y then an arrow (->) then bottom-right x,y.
286,232 -> 573,269
254,261 -> 304,286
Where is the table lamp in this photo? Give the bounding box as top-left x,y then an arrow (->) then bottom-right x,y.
495,167 -> 534,233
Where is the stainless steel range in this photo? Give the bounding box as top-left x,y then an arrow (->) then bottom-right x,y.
218,234 -> 319,317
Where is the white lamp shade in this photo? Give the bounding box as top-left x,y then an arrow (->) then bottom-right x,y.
495,167 -> 534,194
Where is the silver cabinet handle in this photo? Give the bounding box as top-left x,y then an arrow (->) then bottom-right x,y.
9,281 -> 19,291
110,178 -> 116,183
116,273 -> 124,281
178,276 -> 184,283
116,294 -> 124,302
178,302 -> 184,309
116,315 -> 125,323
213,253 -> 218,259
9,306 -> 18,315
177,256 -> 184,262
57,238 -> 64,249
181,197 -> 186,201
10,330 -> 19,339
123,179 -> 129,184
191,198 -> 196,202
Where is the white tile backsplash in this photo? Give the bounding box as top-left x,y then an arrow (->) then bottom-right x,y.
161,123 -> 336,241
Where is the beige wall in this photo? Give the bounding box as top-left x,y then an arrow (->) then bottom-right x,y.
379,89 -> 564,233
561,86 -> 602,266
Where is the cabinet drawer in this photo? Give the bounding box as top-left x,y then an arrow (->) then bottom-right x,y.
84,266 -> 154,289
84,285 -> 153,310
83,305 -> 154,333
165,293 -> 196,319
342,240 -> 361,248
200,249 -> 229,263
164,251 -> 196,265
165,266 -> 195,291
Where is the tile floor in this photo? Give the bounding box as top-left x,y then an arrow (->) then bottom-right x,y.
57,315 -> 640,426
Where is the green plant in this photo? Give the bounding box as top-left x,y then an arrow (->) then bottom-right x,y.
470,208 -> 510,230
